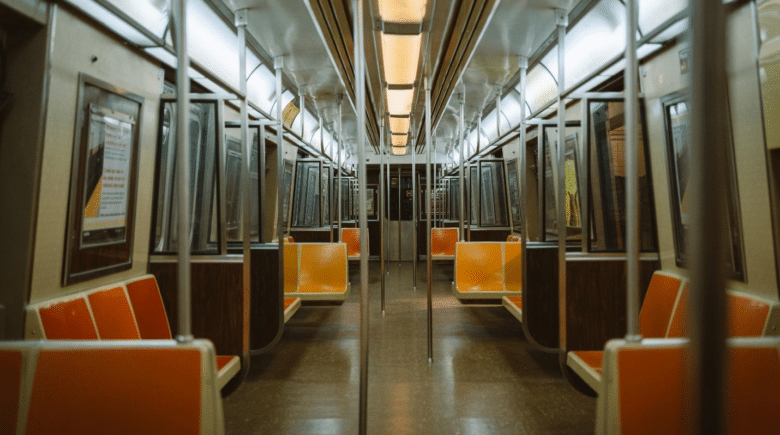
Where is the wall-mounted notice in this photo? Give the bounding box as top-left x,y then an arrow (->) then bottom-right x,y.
81,106 -> 135,247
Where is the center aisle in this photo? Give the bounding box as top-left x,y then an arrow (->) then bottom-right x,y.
223,261 -> 596,434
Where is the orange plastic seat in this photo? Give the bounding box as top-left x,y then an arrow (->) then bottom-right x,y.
431,228 -> 458,259
597,338 -> 780,435
1,350 -> 22,434
455,242 -> 503,293
504,242 -> 522,292
87,287 -> 140,340
298,243 -> 349,295
668,286 -> 771,338
341,228 -> 362,259
2,340 -> 224,435
284,243 -> 299,294
125,276 -> 172,339
37,297 -> 98,339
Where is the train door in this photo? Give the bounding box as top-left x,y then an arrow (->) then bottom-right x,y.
388,168 -> 414,261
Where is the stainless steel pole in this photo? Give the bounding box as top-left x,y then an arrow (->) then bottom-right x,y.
237,9 -> 251,369
260,123 -> 266,242
338,95 -> 343,241
398,165 -> 401,265
412,129 -> 417,290
274,57 -> 285,354
459,95 -> 465,241
625,0 -> 641,341
425,77 -> 433,363
517,56 -> 528,324
173,0 -> 192,342
555,10 -> 568,345
689,1 -> 728,433
353,1 -> 369,433
380,118 -> 386,314
433,137 -> 437,228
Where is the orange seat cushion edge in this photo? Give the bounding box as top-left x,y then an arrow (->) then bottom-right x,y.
572,350 -> 603,374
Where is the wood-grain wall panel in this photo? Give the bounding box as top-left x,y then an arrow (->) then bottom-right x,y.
523,245 -> 559,349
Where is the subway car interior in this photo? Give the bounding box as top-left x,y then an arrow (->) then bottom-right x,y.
2,0 -> 780,433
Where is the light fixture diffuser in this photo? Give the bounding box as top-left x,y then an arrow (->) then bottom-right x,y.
389,116 -> 410,134
386,88 -> 414,115
392,134 -> 408,146
378,0 -> 427,23
392,146 -> 408,156
381,33 -> 422,85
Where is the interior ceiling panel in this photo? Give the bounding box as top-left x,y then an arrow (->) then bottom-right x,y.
227,0 -> 596,157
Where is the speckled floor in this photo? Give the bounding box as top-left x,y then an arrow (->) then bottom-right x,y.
223,261 -> 596,434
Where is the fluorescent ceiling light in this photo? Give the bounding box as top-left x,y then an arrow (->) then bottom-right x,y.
387,88 -> 414,115
389,117 -> 410,134
392,134 -> 408,146
379,0 -> 426,23
392,146 -> 408,156
381,33 -> 422,85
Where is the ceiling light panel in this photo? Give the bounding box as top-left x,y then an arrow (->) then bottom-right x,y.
381,33 -> 422,85
378,0 -> 426,23
389,117 -> 411,134
386,88 -> 414,114
392,134 -> 408,146
392,146 -> 408,156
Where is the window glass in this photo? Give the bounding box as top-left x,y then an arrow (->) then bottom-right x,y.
152,100 -> 218,254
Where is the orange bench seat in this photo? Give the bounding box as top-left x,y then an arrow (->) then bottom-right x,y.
0,340 -> 224,435
596,337 -> 780,434
453,242 -> 522,300
340,228 -> 364,260
284,243 -> 350,301
431,228 -> 459,260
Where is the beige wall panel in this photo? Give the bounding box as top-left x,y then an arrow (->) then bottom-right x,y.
29,7 -> 163,304
726,6 -> 778,300
640,42 -> 687,276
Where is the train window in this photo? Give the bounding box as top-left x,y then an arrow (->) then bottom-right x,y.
757,0 -> 780,285
322,165 -> 331,225
588,100 -> 657,253
542,126 -> 582,242
479,160 -> 509,227
448,177 -> 460,221
469,165 -> 478,225
661,93 -> 744,280
222,126 -> 260,243
281,160 -> 294,230
292,160 -> 321,227
152,100 -> 219,254
506,159 -> 521,230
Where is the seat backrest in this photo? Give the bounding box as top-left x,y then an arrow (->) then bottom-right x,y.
599,338 -> 780,435
504,242 -> 522,292
668,286 -> 771,338
431,228 -> 458,257
125,275 -> 172,340
284,243 -> 299,293
639,271 -> 684,338
1,349 -> 22,434
35,296 -> 99,340
1,340 -> 224,435
299,243 -> 348,292
87,286 -> 140,340
455,242 -> 504,292
341,228 -> 362,257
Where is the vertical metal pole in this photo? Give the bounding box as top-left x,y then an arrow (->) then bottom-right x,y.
689,1 -> 728,434
412,128 -> 417,290
625,0 -> 641,341
555,10 -> 568,346
386,139 -> 391,273
517,55 -> 528,281
320,116 -> 325,228
237,9 -> 251,369
433,136 -> 437,228
425,77 -> 433,363
275,57 -> 285,345
459,95 -> 465,241
496,88 -> 502,138
260,125 -> 266,242
580,98 -> 588,254
398,165 -> 401,265
337,96 -> 343,241
173,0 -> 192,342
380,118 -> 386,314
353,1 -> 369,433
